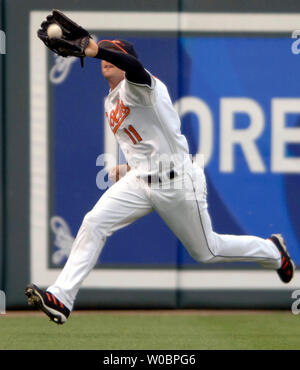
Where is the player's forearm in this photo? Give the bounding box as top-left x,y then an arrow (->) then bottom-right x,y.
97,48 -> 151,85
95,47 -> 142,72
85,39 -> 151,85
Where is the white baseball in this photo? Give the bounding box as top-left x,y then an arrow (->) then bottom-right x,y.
47,24 -> 63,39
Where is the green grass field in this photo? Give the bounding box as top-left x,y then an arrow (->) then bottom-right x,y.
0,310 -> 299,350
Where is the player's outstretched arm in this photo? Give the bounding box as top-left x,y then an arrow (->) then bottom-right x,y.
85,39 -> 151,86
37,11 -> 150,82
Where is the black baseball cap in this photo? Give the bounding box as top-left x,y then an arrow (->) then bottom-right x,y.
98,39 -> 138,58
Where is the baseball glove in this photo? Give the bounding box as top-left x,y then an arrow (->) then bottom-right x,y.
37,9 -> 91,67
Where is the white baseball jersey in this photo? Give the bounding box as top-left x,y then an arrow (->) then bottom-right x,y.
104,73 -> 190,175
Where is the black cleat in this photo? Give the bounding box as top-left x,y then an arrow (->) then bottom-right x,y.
269,234 -> 295,284
25,284 -> 70,324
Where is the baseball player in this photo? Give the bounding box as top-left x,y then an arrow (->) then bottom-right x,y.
25,10 -> 295,324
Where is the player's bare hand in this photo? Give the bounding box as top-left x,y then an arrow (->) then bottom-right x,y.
108,164 -> 130,183
85,38 -> 99,57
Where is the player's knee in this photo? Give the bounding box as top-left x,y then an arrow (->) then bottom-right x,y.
82,210 -> 92,220
191,250 -> 218,264
198,233 -> 225,264
187,233 -> 219,263
82,211 -> 95,225
82,211 -> 108,238
187,249 -> 214,264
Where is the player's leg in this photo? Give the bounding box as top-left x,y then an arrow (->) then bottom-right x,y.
191,204 -> 282,268
182,185 -> 294,282
153,165 -> 283,270
39,171 -> 152,312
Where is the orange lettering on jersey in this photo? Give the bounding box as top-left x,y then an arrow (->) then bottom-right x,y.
109,99 -> 130,134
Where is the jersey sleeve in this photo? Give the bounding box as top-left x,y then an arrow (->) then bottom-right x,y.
95,46 -> 156,106
124,71 -> 156,106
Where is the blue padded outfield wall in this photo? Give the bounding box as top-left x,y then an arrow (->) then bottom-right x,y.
2,0 -> 300,308
51,36 -> 300,268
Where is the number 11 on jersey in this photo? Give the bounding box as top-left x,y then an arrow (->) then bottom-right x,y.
124,125 -> 142,145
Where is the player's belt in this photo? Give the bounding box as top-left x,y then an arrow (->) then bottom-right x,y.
146,170 -> 177,184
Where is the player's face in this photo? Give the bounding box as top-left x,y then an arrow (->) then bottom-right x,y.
101,60 -> 125,82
